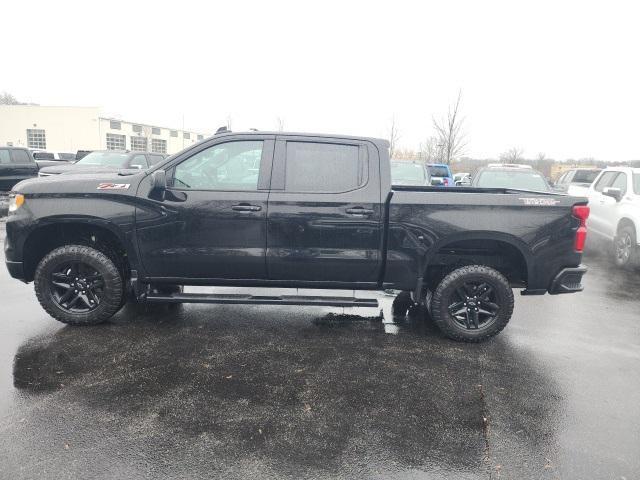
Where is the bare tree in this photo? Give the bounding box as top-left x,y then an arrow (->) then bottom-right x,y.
419,136 -> 443,164
0,92 -> 38,105
433,90 -> 466,164
275,117 -> 285,132
537,152 -> 547,162
500,147 -> 524,163
388,116 -> 400,159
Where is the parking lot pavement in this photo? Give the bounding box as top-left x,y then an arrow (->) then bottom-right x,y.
0,225 -> 638,480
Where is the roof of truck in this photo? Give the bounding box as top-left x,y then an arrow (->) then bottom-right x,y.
211,130 -> 390,146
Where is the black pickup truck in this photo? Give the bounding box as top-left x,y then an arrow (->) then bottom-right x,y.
4,131 -> 589,342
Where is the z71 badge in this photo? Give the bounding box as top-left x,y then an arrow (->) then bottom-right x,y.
519,197 -> 560,206
97,183 -> 131,190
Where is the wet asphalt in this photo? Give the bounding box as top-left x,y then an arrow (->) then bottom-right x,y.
0,223 -> 639,480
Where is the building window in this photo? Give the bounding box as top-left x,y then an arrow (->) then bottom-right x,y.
183,132 -> 190,139
152,138 -> 167,154
170,130 -> 178,137
197,134 -> 204,140
26,129 -> 46,149
132,124 -> 142,133
130,136 -> 148,151
106,133 -> 126,150
110,120 -> 121,130
152,127 -> 161,135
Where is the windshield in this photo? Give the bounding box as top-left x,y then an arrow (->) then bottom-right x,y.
476,170 -> 550,191
76,152 -> 130,167
391,163 -> 426,184
428,165 -> 450,177
572,170 -> 600,184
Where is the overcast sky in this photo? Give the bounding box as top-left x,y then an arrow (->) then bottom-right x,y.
2,0 -> 639,161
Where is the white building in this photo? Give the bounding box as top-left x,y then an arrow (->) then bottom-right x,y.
0,105 -> 209,155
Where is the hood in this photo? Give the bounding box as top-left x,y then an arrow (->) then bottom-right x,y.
12,170 -> 147,195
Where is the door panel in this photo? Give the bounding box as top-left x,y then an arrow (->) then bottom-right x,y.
588,171 -> 619,237
136,137 -> 274,279
266,138 -> 382,283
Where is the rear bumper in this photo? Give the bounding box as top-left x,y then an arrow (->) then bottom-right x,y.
548,265 -> 587,294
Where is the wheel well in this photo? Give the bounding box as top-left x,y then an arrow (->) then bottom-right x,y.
22,223 -> 130,282
425,239 -> 528,290
617,218 -> 636,237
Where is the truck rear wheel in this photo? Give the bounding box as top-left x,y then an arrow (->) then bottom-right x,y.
430,265 -> 514,342
614,225 -> 637,268
34,245 -> 124,325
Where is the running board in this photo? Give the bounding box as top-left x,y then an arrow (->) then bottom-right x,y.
145,292 -> 380,308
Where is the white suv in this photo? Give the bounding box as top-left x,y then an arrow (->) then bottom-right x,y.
586,167 -> 640,267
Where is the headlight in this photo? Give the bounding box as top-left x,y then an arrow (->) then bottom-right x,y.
8,194 -> 24,213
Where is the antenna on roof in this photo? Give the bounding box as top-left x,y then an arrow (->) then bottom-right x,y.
215,126 -> 230,134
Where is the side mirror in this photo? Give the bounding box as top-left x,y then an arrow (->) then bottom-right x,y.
602,187 -> 622,202
150,169 -> 166,192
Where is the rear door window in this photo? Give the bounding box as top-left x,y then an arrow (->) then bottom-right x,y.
0,149 -> 10,164
284,142 -> 367,193
10,149 -> 33,164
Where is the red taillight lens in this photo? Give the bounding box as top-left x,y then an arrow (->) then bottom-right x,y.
443,178 -> 449,186
572,205 -> 590,252
572,205 -> 590,222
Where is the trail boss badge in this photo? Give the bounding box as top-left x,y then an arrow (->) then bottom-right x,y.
97,183 -> 131,190
519,197 -> 560,206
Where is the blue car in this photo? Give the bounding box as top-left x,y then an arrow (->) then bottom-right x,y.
427,163 -> 454,187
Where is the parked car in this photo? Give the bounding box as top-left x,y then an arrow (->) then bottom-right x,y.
5,131 -> 589,343
390,161 -> 431,186
38,150 -> 166,176
32,151 -> 76,161
553,168 -> 602,195
453,172 -> 471,186
472,166 -> 552,192
427,163 -> 454,186
0,147 -> 39,191
31,151 -> 77,169
585,167 -> 640,267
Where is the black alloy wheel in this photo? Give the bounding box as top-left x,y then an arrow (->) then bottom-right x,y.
49,261 -> 104,313
447,281 -> 500,330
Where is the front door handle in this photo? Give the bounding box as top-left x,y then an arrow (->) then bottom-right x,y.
346,207 -> 374,216
232,204 -> 262,212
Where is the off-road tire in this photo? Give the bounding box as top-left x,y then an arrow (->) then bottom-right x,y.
430,265 -> 514,342
34,245 -> 124,325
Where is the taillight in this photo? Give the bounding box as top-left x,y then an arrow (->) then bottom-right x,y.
572,205 -> 590,252
443,178 -> 449,186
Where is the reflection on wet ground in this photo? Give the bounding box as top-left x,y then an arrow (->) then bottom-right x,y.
1,238 -> 639,479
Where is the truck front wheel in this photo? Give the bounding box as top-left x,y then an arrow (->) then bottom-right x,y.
430,265 -> 514,342
34,245 -> 124,325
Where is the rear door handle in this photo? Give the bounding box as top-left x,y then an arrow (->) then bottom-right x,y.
346,207 -> 374,216
232,204 -> 262,212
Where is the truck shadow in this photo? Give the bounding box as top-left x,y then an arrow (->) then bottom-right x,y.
12,303 -> 561,478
